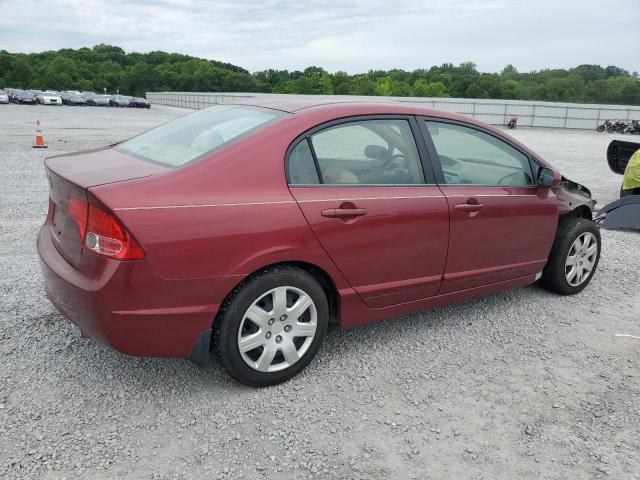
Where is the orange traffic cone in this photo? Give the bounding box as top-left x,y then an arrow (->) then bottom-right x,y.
33,120 -> 47,149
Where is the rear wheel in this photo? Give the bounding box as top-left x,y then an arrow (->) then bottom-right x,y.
214,265 -> 329,387
541,217 -> 600,295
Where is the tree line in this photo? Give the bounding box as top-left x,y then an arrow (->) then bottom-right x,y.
1,44 -> 639,105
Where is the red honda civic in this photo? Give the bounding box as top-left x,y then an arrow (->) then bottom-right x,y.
38,99 -> 600,386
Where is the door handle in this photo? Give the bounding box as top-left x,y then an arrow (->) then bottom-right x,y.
454,203 -> 485,212
321,207 -> 367,218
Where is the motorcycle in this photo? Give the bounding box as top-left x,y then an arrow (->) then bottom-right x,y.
623,119 -> 640,135
507,116 -> 518,129
597,119 -> 628,133
612,120 -> 629,133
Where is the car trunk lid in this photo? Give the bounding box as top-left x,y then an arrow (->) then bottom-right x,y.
45,147 -> 168,265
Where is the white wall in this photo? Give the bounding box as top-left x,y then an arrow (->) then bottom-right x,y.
145,92 -> 640,130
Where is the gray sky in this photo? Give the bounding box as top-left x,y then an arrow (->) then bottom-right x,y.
1,0 -> 639,74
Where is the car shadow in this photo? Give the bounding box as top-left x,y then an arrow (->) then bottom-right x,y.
54,283 -> 558,392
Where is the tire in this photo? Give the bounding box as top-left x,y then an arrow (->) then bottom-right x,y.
596,125 -> 605,132
540,217 -> 601,295
213,265 -> 329,387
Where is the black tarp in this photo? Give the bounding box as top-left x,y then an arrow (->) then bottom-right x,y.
595,196 -> 640,230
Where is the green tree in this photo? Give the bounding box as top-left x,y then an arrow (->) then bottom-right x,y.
222,72 -> 256,92
412,80 -> 447,97
349,75 -> 377,95
43,57 -> 78,90
8,56 -> 33,86
1,45 -> 639,105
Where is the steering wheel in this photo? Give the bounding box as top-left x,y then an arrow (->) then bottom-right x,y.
380,154 -> 412,183
381,153 -> 408,170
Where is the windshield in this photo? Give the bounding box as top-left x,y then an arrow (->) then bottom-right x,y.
117,105 -> 286,167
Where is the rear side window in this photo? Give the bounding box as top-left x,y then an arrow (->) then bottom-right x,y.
117,105 -> 286,167
288,140 -> 320,184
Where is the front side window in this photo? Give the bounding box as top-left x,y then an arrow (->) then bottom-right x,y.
425,121 -> 534,186
289,119 -> 425,185
117,105 -> 286,167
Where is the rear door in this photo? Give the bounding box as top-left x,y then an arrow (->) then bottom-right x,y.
419,119 -> 558,293
287,116 -> 449,308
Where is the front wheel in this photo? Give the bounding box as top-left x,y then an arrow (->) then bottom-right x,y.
596,125 -> 605,132
540,217 -> 600,295
214,265 -> 329,387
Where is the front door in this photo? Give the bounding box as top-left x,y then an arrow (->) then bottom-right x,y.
287,117 -> 450,307
421,119 -> 558,293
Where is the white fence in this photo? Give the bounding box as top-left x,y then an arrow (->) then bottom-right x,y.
146,92 -> 640,130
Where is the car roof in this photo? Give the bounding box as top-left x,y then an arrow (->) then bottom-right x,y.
227,96 -> 544,164
232,96 -> 471,121
233,96 -> 399,113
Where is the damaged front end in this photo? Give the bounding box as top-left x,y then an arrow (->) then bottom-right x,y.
556,176 -> 596,218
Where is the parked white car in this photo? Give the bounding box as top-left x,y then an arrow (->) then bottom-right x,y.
0,93 -> 9,104
37,91 -> 62,105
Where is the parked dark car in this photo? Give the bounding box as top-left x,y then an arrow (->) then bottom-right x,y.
14,91 -> 37,104
129,97 -> 151,109
110,95 -> 132,107
61,93 -> 88,106
38,100 -> 600,387
87,94 -> 111,107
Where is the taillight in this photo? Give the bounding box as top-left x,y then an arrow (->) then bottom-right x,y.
68,197 -> 88,239
69,196 -> 145,260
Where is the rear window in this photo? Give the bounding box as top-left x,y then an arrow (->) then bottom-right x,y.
116,105 -> 286,167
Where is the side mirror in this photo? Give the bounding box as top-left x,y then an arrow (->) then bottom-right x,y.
537,167 -> 554,188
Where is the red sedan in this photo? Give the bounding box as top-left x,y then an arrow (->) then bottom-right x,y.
38,99 -> 600,386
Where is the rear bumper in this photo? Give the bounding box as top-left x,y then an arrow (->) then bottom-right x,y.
37,225 -> 222,359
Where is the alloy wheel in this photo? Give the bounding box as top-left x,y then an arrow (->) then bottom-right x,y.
565,232 -> 598,287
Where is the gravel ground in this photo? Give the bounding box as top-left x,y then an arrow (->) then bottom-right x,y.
1,103 -> 639,480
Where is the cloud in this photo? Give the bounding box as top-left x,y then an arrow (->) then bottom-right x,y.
0,0 -> 638,73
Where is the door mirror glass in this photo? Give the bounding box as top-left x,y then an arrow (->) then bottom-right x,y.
537,167 -> 554,188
